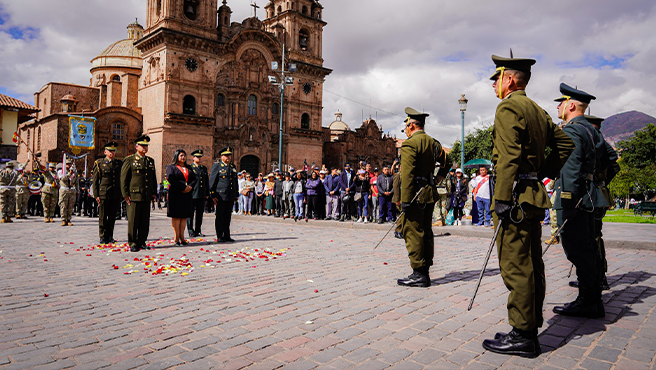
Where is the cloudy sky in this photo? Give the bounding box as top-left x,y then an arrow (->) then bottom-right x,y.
1,0 -> 655,147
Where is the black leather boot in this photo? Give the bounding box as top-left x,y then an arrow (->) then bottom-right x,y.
601,276 -> 610,291
568,280 -> 579,288
483,328 -> 540,358
397,267 -> 430,287
553,287 -> 605,318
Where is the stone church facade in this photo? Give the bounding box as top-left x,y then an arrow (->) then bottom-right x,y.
137,0 -> 331,178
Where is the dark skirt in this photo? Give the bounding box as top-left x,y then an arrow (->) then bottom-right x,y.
167,190 -> 193,218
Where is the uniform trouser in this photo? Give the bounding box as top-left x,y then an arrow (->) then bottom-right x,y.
402,202 -> 435,270
433,194 -> 447,224
127,200 -> 150,247
58,190 -> 76,221
379,195 -> 393,221
0,189 -> 16,218
558,207 -> 601,290
595,209 -> 607,274
16,189 -> 29,216
326,194 -> 340,218
214,198 -> 232,240
42,192 -> 57,218
494,204 -> 545,331
98,199 -> 120,241
187,198 -> 206,235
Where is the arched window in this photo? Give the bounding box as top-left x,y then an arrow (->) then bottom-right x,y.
301,113 -> 310,129
217,93 -> 225,106
183,0 -> 198,20
112,75 -> 120,82
156,0 -> 162,16
272,102 -> 279,115
183,95 -> 196,115
277,5 -> 282,14
302,5 -> 308,15
299,29 -> 309,50
247,95 -> 257,116
112,123 -> 125,141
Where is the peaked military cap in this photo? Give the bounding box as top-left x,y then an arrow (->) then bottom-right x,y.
554,83 -> 596,104
135,134 -> 150,145
489,54 -> 536,80
65,158 -> 73,164
219,146 -> 232,155
404,107 -> 429,125
191,149 -> 203,157
104,141 -> 118,151
584,114 -> 605,127
5,161 -> 15,168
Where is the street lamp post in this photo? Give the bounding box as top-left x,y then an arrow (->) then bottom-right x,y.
268,42 -> 296,171
458,94 -> 468,168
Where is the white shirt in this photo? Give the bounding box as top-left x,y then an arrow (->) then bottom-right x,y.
473,175 -> 490,200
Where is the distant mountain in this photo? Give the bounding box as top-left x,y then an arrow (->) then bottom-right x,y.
601,110 -> 656,147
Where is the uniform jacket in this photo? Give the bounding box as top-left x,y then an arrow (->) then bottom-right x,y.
58,169 -> 78,192
492,90 -> 574,209
42,170 -> 58,195
339,170 -> 356,194
554,115 -> 609,210
400,130 -> 449,204
209,161 -> 238,201
15,172 -> 29,194
120,153 -> 157,202
0,169 -> 17,187
190,162 -> 209,199
92,158 -> 123,200
596,132 -> 620,207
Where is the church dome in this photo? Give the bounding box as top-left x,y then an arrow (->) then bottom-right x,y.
328,111 -> 350,131
90,19 -> 143,70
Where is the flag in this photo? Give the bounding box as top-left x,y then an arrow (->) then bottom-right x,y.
303,159 -> 308,172
12,132 -> 19,143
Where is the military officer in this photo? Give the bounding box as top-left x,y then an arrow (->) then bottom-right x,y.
209,146 -> 238,242
15,164 -> 30,219
120,135 -> 157,252
482,55 -> 574,358
397,107 -> 451,288
92,141 -> 123,244
568,115 -> 619,291
0,161 -> 18,223
58,158 -> 78,226
42,163 -> 59,222
551,85 -> 612,319
187,149 -> 210,237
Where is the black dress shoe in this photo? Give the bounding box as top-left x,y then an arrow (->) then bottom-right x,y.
394,231 -> 403,239
180,240 -> 188,245
601,277 -> 610,291
553,296 -> 605,318
143,245 -> 153,250
482,328 -> 540,358
130,246 -> 140,252
569,280 -> 579,288
100,239 -> 107,244
225,238 -> 235,242
196,232 -> 205,237
397,269 -> 430,288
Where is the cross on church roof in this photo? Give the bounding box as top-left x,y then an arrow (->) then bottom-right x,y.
250,1 -> 260,18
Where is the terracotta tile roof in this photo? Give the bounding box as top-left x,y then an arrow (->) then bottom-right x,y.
0,93 -> 39,112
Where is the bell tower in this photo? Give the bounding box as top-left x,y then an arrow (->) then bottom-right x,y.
145,0 -> 218,39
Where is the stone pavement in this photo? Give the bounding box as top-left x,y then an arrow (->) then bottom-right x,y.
1,211 -> 656,369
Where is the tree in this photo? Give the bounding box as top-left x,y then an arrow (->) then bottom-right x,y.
616,123 -> 656,168
610,123 -> 656,203
448,126 -> 494,168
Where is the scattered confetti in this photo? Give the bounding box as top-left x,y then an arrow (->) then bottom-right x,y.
314,289 -> 319,293
305,321 -> 313,324
43,293 -> 49,297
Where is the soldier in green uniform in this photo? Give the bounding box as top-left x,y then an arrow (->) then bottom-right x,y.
552,84 -> 612,318
15,164 -> 30,219
42,163 -> 59,222
397,107 -> 451,288
568,115 -> 619,291
92,141 -> 123,244
121,135 -> 157,252
58,158 -> 78,226
0,161 -> 18,223
209,146 -> 238,242
187,149 -> 210,237
482,55 -> 574,358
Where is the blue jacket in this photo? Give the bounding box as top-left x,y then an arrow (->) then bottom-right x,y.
305,178 -> 322,196
339,170 -> 356,194
324,174 -> 340,194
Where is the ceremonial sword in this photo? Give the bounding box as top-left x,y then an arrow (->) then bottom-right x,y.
373,187 -> 424,250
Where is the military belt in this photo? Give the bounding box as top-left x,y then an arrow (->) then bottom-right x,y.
581,173 -> 594,181
517,173 -> 538,180
60,186 -> 74,190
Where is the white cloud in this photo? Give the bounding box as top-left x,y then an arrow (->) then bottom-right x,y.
1,0 -> 655,148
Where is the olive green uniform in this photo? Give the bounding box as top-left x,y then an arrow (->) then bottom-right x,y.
492,90 -> 574,331
400,130 -> 450,270
58,169 -> 78,223
433,176 -> 449,226
42,170 -> 58,219
121,153 -> 157,248
92,157 -> 123,242
15,172 -> 30,217
392,171 -> 402,234
0,168 -> 18,220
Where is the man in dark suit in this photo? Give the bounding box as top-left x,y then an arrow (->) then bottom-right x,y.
92,141 -> 123,244
338,163 -> 356,221
120,135 -> 157,252
187,149 -> 209,237
209,146 -> 238,242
